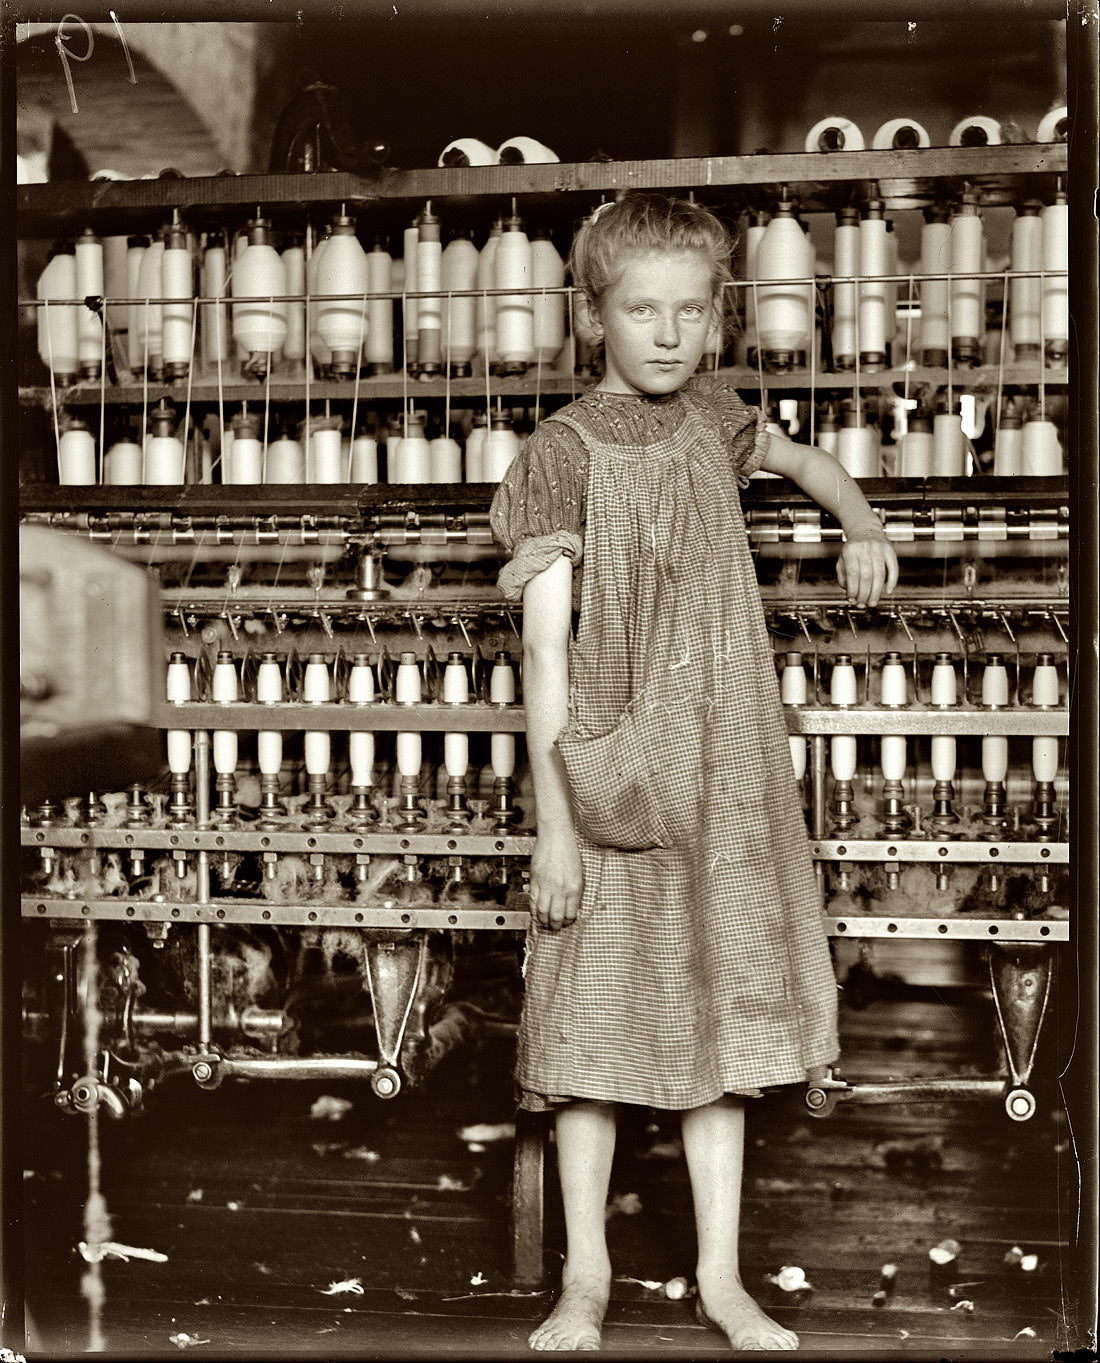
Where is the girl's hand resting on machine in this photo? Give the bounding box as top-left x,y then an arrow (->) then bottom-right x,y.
837,528 -> 899,608
529,824 -> 584,932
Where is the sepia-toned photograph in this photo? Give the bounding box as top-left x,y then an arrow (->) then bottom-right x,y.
3,1 -> 1096,1356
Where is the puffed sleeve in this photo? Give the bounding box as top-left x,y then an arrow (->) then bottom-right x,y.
489,420 -> 588,601
685,375 -> 770,486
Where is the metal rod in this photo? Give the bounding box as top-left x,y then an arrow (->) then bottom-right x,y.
810,735 -> 827,840
212,1056 -> 380,1081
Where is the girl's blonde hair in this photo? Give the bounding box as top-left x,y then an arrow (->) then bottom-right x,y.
568,190 -> 735,310
567,192 -> 741,346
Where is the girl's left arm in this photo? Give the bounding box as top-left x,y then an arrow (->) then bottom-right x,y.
759,432 -> 899,607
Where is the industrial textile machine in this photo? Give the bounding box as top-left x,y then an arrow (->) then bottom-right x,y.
17,137 -> 1074,1282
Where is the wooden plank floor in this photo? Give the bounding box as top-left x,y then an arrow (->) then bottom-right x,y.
20,986 -> 1084,1359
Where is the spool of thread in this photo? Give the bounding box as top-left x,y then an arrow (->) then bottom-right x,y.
441,230 -> 478,375
932,410 -> 967,476
395,652 -> 424,790
232,218 -> 288,375
166,651 -> 191,705
396,651 -> 422,705
1041,191 -> 1069,365
881,734 -> 907,782
396,732 -> 422,782
256,652 -> 284,788
484,414 -> 522,482
982,736 -> 1008,784
1021,418 -> 1063,476
302,654 -> 331,781
880,652 -> 908,707
756,199 -> 814,371
831,735 -> 857,783
74,228 -> 104,380
1033,735 -> 1059,784
476,221 -> 502,369
349,725 -> 375,793
401,217 -> 420,369
492,649 -> 520,807
391,412 -> 431,482
872,118 -> 930,150
257,652 -> 283,704
365,240 -> 394,374
858,198 -> 890,368
212,650 -> 239,778
830,208 -> 859,370
993,406 -> 1023,476
531,231 -> 566,366
931,654 -> 958,707
496,214 -> 535,371
37,248 -> 79,384
438,137 -> 499,167
124,235 -> 148,377
949,191 -> 984,366
1009,203 -> 1043,361
430,434 -> 463,483
490,650 -> 517,705
442,653 -> 470,706
417,204 -> 443,374
830,655 -> 858,708
228,411 -> 263,483
311,420 -> 344,484
897,411 -> 933,477
346,654 -> 376,794
496,136 -> 559,164
201,232 -> 229,370
145,403 -> 185,484
350,430 -> 379,482
918,206 -> 950,367
102,234 -> 129,350
836,410 -> 880,478
982,654 -> 1009,708
1037,106 -> 1069,142
58,421 -> 96,485
161,220 -> 193,381
266,431 -> 305,483
780,651 -> 808,706
931,734 -> 956,785
1032,653 -> 1060,707
314,215 -> 368,379
781,652 -> 808,782
281,234 -> 307,365
804,116 -> 865,153
465,413 -> 488,481
166,651 -> 192,780
136,231 -> 165,375
104,436 -> 143,485
445,728 -> 469,783
949,116 -> 1003,147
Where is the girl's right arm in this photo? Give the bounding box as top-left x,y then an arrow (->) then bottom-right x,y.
522,554 -> 584,932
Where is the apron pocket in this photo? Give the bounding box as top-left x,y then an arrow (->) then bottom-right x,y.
559,696 -> 703,850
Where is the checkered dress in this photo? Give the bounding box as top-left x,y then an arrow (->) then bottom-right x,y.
490,379 -> 839,1110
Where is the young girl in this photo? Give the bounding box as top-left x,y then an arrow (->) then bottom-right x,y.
489,192 -> 898,1353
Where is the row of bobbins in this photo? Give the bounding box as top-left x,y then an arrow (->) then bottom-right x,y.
165,649 -> 521,837
780,650 -> 1063,841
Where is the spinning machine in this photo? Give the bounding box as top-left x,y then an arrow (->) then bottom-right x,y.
16,134 -> 1074,1281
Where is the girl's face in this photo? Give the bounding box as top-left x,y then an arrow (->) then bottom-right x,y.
589,248 -> 717,397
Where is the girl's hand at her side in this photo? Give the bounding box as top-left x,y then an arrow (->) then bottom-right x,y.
529,824 -> 585,931
837,528 -> 899,607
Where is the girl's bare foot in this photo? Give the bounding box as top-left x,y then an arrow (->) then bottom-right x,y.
695,1273 -> 799,1351
529,1273 -> 610,1351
